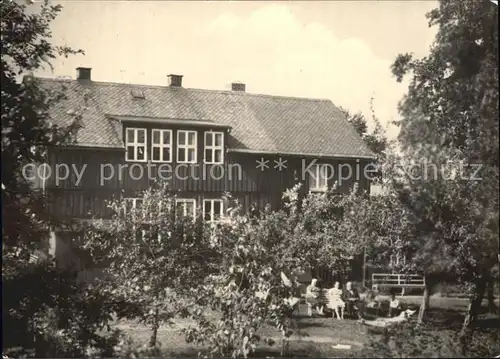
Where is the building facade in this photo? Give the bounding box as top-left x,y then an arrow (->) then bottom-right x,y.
35,68 -> 376,275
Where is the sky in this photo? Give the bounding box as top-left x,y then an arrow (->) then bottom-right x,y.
36,0 -> 438,140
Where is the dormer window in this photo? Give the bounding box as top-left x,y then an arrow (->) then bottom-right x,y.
125,128 -> 147,162
130,89 -> 145,99
177,130 -> 197,163
204,131 -> 224,164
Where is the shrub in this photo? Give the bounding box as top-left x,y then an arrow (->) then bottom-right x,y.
183,207 -> 300,358
107,333 -> 163,359
3,260 -> 120,358
362,320 -> 500,358
83,186 -> 220,348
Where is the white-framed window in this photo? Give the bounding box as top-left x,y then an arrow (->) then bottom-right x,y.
390,253 -> 407,266
140,227 -> 163,242
204,131 -> 224,164
175,198 -> 196,218
156,199 -> 173,215
125,128 -> 147,162
124,198 -> 143,216
177,130 -> 197,163
123,198 -> 164,241
203,199 -> 224,222
151,129 -> 172,163
309,164 -> 330,192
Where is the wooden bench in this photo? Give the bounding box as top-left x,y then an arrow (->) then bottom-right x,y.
298,289 -> 330,315
371,273 -> 425,296
302,289 -> 329,303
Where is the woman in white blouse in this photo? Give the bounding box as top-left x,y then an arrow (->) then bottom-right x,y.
327,281 -> 345,319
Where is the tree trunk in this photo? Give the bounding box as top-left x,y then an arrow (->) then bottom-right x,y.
460,278 -> 486,336
486,277 -> 498,314
459,277 -> 487,356
149,308 -> 159,348
281,338 -> 290,357
382,327 -> 390,346
417,279 -> 431,324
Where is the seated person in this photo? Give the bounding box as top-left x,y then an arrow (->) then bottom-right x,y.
326,281 -> 345,319
363,290 -> 380,319
343,282 -> 364,319
387,292 -> 402,317
305,279 -> 324,316
365,290 -> 377,306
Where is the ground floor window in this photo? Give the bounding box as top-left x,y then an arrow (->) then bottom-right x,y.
124,198 -> 143,216
203,199 -> 224,222
175,198 -> 196,218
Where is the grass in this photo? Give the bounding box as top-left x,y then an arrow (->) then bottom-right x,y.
113,298 -> 500,358
114,306 -> 372,357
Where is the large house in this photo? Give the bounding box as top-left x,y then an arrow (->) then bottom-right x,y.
34,67 -> 375,273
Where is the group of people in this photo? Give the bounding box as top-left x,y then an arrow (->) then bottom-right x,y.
305,279 -> 362,319
305,278 -> 403,320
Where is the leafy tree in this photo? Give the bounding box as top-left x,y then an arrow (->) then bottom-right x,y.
184,197 -> 301,358
284,184 -> 368,280
391,0 -> 498,337
343,142 -> 486,324
345,111 -> 368,139
1,0 -> 83,260
181,186 -> 370,358
3,264 -> 122,358
341,103 -> 389,189
83,186 -> 220,348
341,102 -> 388,159
363,320 -> 500,358
0,2 -> 114,357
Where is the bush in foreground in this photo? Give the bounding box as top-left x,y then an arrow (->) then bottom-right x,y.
3,260 -> 120,358
362,319 -> 500,358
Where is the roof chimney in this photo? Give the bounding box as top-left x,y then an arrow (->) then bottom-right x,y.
167,74 -> 183,87
231,82 -> 246,92
76,67 -> 91,81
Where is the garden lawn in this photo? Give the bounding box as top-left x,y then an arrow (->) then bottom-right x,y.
113,299 -> 500,358
114,311 -> 370,358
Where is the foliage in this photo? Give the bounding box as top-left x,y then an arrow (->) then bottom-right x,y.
390,0 -> 499,274
143,184 -> 372,358
390,0 -> 499,329
282,183 -> 368,278
0,2 -> 118,358
351,190 -> 416,274
1,0 -> 83,255
302,0 -> 500,331
83,185 -> 220,348
182,196 -> 301,358
2,260 -> 120,358
111,333 -> 164,359
179,184 -> 377,358
341,104 -> 388,159
362,318 -> 500,358
392,0 -> 498,164
340,103 -> 389,186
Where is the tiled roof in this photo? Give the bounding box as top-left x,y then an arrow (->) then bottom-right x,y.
37,78 -> 375,159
